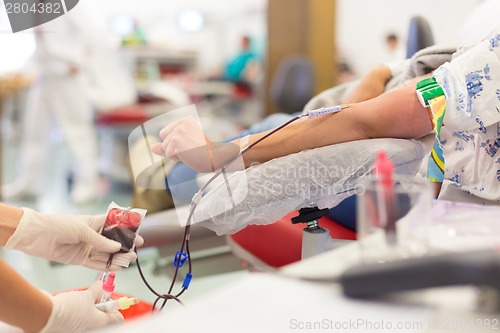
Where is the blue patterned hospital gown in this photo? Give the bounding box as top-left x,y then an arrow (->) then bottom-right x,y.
433,24 -> 500,204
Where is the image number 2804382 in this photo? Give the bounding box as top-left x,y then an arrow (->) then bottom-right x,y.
3,0 -> 80,33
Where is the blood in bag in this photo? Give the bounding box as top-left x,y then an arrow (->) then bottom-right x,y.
102,208 -> 142,253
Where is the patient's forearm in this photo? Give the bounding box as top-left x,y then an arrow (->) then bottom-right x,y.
238,84 -> 432,167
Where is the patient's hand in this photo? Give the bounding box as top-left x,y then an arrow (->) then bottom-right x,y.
341,65 -> 392,104
151,116 -> 240,173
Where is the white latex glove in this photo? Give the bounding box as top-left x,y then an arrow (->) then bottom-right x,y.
4,208 -> 143,270
40,281 -> 124,333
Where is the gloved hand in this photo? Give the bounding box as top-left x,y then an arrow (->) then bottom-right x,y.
40,281 -> 124,333
4,208 -> 144,270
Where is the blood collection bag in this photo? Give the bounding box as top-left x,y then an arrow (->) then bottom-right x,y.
103,206 -> 143,253
92,202 -> 147,267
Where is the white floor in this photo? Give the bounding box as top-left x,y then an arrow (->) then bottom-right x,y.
1,130 -> 249,310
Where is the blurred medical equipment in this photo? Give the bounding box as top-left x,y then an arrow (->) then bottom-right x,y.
95,83 -> 190,185
226,210 -> 355,270
96,297 -> 140,312
100,272 -> 116,303
290,206 -> 352,260
139,206 -> 242,276
406,16 -> 435,58
340,249 -> 500,313
270,55 -> 314,114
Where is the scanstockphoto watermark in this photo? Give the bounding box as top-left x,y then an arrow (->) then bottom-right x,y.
246,162 -> 369,199
289,318 -> 424,331
248,160 -> 370,182
247,178 -> 361,200
2,0 -> 79,33
289,317 -> 500,331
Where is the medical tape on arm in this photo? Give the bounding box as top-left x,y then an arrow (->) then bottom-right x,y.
239,135 -> 250,152
206,139 -> 215,172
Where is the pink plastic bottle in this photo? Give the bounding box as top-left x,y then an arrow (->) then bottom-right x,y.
373,150 -> 394,186
100,272 -> 116,303
373,150 -> 397,245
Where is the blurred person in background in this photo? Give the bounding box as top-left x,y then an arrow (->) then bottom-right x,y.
384,32 -> 406,63
223,35 -> 259,85
3,6 -> 100,204
209,35 -> 261,89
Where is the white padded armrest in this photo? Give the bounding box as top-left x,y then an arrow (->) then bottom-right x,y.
192,138 -> 425,235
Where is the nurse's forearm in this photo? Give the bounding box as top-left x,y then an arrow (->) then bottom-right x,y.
0,203 -> 24,246
238,84 -> 431,167
0,259 -> 52,333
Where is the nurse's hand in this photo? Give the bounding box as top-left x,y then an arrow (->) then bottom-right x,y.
151,116 -> 240,173
4,208 -> 144,271
40,281 -> 124,333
